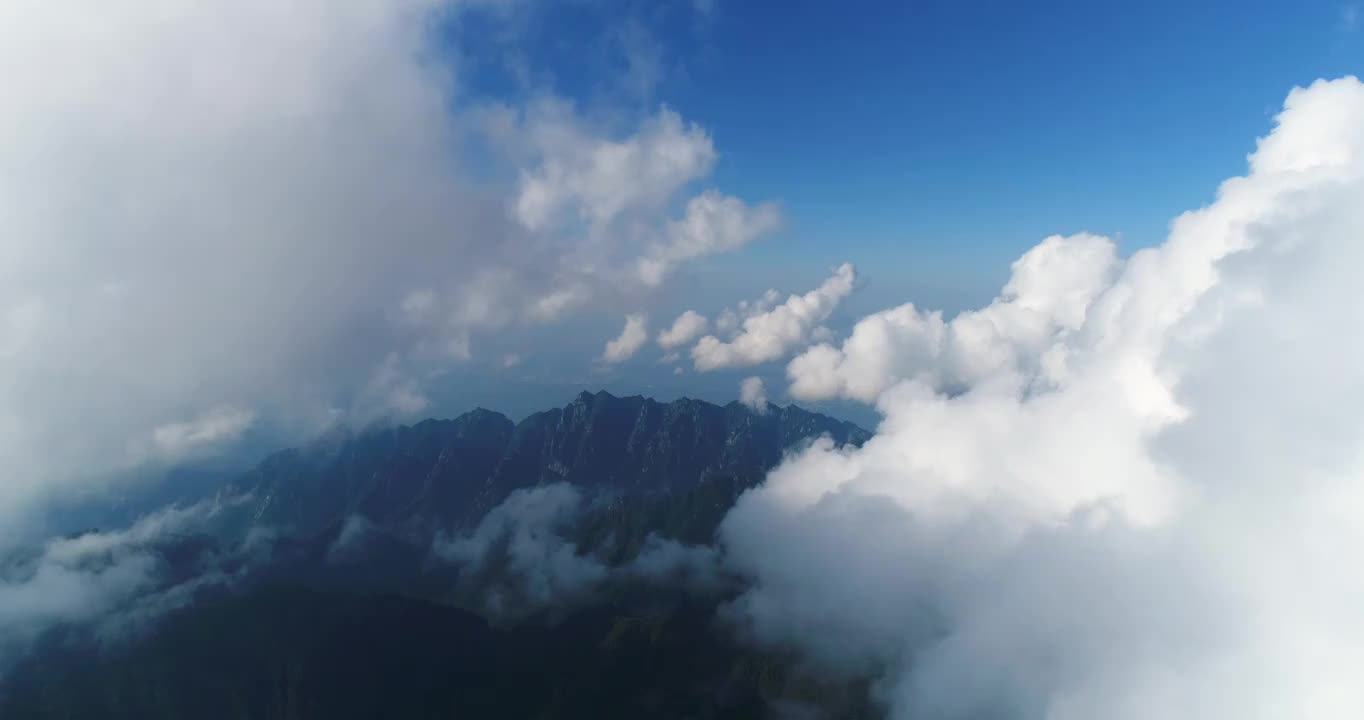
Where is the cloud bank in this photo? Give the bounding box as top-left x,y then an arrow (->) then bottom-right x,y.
719,77 -> 1364,719
788,233 -> 1117,403
0,0 -> 772,536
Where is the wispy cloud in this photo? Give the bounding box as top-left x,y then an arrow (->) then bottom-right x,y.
1340,3 -> 1359,31
602,313 -> 650,363
432,483 -> 727,618
1,495 -> 256,665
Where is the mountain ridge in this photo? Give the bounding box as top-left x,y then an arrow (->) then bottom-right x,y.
228,390 -> 869,540
1,391 -> 879,720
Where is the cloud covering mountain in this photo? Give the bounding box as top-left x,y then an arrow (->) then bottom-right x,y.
5,1 -> 1364,718
718,77 -> 1364,720
0,0 -> 773,538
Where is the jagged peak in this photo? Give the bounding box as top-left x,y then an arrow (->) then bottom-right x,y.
249,391 -> 865,475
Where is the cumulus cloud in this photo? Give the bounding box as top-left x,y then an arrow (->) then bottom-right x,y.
657,310 -> 710,349
0,0 -> 775,533
715,289 -> 781,334
738,377 -> 769,413
636,191 -> 781,286
692,263 -> 857,371
496,101 -> 778,313
719,77 -> 1364,720
788,233 -> 1117,403
513,107 -> 715,232
602,313 -> 650,363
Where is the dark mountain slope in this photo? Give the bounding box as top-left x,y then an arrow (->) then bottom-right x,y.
233,391 -> 868,538
0,392 -> 877,720
0,586 -> 875,720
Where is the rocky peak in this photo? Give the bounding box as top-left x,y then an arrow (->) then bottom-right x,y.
234,391 -> 868,538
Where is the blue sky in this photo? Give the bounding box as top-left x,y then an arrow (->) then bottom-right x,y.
431,0 -> 1364,419
3,0 -> 1362,508
717,2 -> 1351,288
449,0 -> 1364,315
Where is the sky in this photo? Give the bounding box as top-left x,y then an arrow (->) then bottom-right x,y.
430,0 -> 1364,417
7,3 -> 1364,717
455,0 -> 1364,296
0,0 -> 1359,506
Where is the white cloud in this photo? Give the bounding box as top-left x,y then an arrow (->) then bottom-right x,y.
145,407 -> 255,462
513,106 -> 715,232
691,263 -> 857,371
433,483 -> 727,617
501,102 -> 780,308
657,310 -> 710,349
433,483 -> 607,617
0,546 -> 157,661
1,495 -> 252,663
636,190 -> 781,286
355,353 -> 431,422
788,233 -> 1117,403
715,288 -> 781,334
0,0 -> 477,529
628,535 -> 727,595
720,77 -> 1364,720
526,285 -> 590,323
0,0 -> 774,531
739,376 -> 769,413
602,313 -> 650,363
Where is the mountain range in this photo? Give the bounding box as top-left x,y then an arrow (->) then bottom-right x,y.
229,390 -> 868,539
1,391 -> 875,719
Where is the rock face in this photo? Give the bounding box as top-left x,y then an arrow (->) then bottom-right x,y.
232,391 -> 868,537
